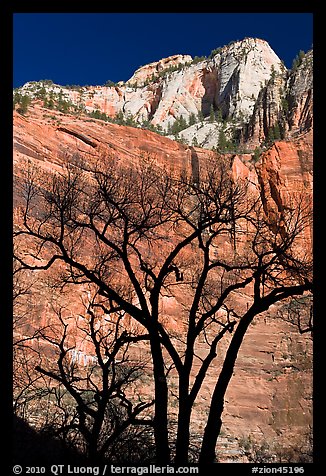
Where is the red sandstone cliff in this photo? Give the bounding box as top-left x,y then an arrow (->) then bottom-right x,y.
13,103 -> 312,460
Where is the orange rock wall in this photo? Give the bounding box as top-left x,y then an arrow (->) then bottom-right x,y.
13,104 -> 313,459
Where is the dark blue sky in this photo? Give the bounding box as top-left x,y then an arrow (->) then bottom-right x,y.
13,13 -> 313,88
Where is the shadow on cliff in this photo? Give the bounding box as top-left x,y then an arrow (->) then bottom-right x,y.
13,415 -> 156,465
200,67 -> 218,117
213,67 -> 241,119
13,415 -> 85,465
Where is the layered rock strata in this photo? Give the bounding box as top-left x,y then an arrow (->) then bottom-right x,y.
13,104 -> 312,459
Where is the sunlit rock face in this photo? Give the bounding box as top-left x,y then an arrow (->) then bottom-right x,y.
287,50 -> 313,134
18,38 -> 312,156
14,36 -> 313,461
244,49 -> 313,147
210,37 -> 284,118
13,99 -> 312,459
19,38 -> 284,130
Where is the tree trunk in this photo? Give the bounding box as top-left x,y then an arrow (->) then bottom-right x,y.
199,310 -> 255,463
88,437 -> 100,464
150,334 -> 170,464
175,377 -> 191,464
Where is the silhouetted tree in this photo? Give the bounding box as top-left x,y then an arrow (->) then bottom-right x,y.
35,298 -> 153,462
13,273 -> 154,462
14,152 -> 312,463
276,295 -> 312,336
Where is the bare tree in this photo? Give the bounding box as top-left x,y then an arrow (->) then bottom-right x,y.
13,257 -> 49,418
276,295 -> 313,335
14,152 -> 312,463
14,279 -> 154,462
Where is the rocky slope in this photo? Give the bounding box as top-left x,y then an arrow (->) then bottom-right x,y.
15,38 -> 313,150
244,49 -> 313,148
13,102 -> 313,460
287,50 -> 313,134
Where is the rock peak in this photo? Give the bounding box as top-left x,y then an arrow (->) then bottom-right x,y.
216,36 -> 281,60
15,37 -> 312,150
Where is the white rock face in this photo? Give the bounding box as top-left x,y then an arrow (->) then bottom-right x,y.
177,118 -> 246,150
288,50 -> 313,97
287,50 -> 313,133
16,40 -> 314,155
178,121 -> 221,148
149,38 -> 284,129
245,73 -> 287,146
211,37 -> 284,119
17,38 -> 287,144
151,62 -> 206,128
